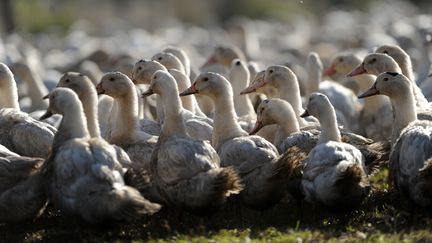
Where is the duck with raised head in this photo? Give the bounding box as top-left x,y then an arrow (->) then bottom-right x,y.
96,72 -> 158,173
324,53 -> 392,140
180,72 -> 290,209
359,72 -> 432,206
348,53 -> 430,112
41,88 -> 160,224
142,70 -> 242,214
300,93 -> 370,209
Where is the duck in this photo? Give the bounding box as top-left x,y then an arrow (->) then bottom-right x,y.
324,53 -> 392,140
250,98 -> 390,168
240,65 -> 315,128
142,70 -> 242,214
180,72 -> 290,209
96,72 -> 158,172
141,66 -> 213,142
201,45 -> 246,72
304,52 -> 361,131
300,93 -> 370,209
162,46 -> 191,78
0,63 -> 56,158
0,152 -> 47,223
41,87 -> 160,223
55,72 -> 101,138
358,72 -> 432,206
151,51 -> 186,75
348,53 -> 430,111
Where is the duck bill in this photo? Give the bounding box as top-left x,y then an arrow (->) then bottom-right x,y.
179,83 -> 198,96
300,110 -> 310,118
323,64 -> 337,77
96,83 -> 105,95
39,110 -> 53,120
358,85 -> 380,98
347,65 -> 367,77
42,93 -> 50,99
141,89 -> 154,97
240,85 -> 257,95
249,121 -> 264,135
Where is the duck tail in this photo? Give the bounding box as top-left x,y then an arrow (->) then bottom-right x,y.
271,146 -> 307,180
111,186 -> 161,219
334,162 -> 367,186
358,140 -> 391,174
163,167 -> 243,215
82,185 -> 161,224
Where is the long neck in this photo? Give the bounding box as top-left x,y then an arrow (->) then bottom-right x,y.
354,74 -> 389,114
80,91 -> 101,138
110,89 -> 140,144
159,85 -> 187,138
317,108 -> 341,144
275,77 -> 305,126
272,108 -> 300,145
25,71 -> 48,110
306,66 -> 321,96
399,57 -> 415,82
212,91 -> 247,149
396,57 -> 429,109
54,105 -> 90,148
390,92 -> 417,145
0,80 -> 20,110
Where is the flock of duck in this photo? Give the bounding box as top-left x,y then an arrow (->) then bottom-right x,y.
1,22 -> 432,225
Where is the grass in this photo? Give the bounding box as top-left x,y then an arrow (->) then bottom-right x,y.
2,168 -> 432,242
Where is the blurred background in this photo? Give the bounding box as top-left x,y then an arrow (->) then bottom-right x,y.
1,0 -> 432,80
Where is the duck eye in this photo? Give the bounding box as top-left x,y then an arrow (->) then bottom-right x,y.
158,57 -> 163,61
138,66 -> 142,70
339,57 -> 344,62
236,61 -> 241,66
154,75 -> 158,79
269,69 -> 274,74
109,77 -> 114,81
383,77 -> 388,81
65,79 -> 70,83
203,77 -> 209,82
383,50 -> 388,54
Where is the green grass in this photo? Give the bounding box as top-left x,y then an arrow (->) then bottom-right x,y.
2,168 -> 432,242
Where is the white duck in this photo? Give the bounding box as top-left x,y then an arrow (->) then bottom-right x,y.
0,63 -> 56,158
300,93 -> 370,209
143,70 -> 242,214
162,46 -> 191,77
348,53 -> 430,111
41,88 -> 160,223
324,53 -> 392,141
359,72 -> 432,206
180,72 -> 290,209
305,52 -> 361,131
96,72 -> 158,172
141,67 -> 213,141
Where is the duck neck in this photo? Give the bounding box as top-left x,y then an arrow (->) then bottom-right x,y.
274,77 -> 305,126
55,104 -> 90,147
390,92 -> 417,145
159,87 -> 187,138
80,90 -> 101,138
0,79 -> 20,110
25,70 -> 48,110
317,108 -> 341,144
306,66 -> 321,96
273,108 -> 300,145
212,91 -> 247,149
110,89 -> 140,144
354,74 -> 389,114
